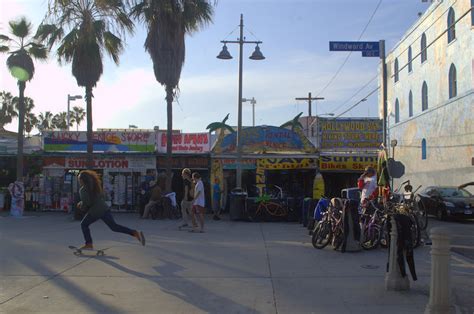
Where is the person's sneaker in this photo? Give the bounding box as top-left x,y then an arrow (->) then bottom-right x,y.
80,243 -> 93,250
134,231 -> 146,246
179,223 -> 189,229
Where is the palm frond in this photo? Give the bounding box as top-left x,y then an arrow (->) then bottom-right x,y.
9,18 -> 31,38
103,31 -> 123,64
0,34 -> 12,42
0,46 -> 9,52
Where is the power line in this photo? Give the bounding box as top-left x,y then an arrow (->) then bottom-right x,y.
315,0 -> 383,97
334,86 -> 380,118
332,74 -> 378,115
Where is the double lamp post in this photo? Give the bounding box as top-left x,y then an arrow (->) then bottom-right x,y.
217,14 -> 265,189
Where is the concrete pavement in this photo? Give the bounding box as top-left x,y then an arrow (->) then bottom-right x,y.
0,212 -> 473,314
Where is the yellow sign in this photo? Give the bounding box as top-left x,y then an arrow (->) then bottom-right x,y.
258,158 -> 317,170
319,155 -> 377,172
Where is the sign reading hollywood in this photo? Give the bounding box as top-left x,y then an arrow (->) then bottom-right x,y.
318,118 -> 383,150
43,131 -> 155,152
157,132 -> 210,153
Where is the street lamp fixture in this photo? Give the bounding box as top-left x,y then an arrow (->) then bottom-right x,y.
67,94 -> 83,131
242,97 -> 257,127
217,14 -> 265,189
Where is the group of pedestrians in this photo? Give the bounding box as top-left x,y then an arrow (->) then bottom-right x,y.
75,167 -> 223,250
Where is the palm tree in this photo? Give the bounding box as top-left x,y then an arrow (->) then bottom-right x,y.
37,111 -> 54,132
71,106 -> 86,131
0,91 -> 18,131
0,17 -> 47,180
13,96 -> 36,135
36,0 -> 133,169
52,111 -> 70,130
130,0 -> 216,191
24,112 -> 38,137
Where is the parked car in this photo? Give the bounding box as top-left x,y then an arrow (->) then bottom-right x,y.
416,185 -> 474,220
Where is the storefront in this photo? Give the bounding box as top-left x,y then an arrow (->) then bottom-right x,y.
42,130 -> 157,212
210,125 -> 318,203
156,131 -> 211,204
315,117 -> 383,197
41,155 -> 157,212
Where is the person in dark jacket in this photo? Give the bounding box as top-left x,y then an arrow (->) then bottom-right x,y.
77,170 -> 145,250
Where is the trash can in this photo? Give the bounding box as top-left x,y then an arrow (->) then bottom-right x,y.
229,188 -> 247,221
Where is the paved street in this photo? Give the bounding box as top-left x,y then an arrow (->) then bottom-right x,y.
1,212 -> 473,314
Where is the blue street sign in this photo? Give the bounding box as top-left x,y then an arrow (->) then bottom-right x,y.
362,50 -> 380,57
329,41 -> 380,52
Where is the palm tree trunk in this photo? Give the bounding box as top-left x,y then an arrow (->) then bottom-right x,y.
16,81 -> 26,181
86,86 -> 93,170
165,86 -> 173,193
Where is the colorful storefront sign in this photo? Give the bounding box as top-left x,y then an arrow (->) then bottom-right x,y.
43,131 -> 155,152
319,155 -> 377,172
221,158 -> 256,170
43,156 -> 156,170
156,132 -> 210,154
157,155 -> 209,169
318,118 -> 383,150
218,126 -> 313,154
256,158 -> 317,195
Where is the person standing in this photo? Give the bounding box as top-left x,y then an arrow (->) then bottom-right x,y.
77,170 -> 145,249
212,178 -> 222,220
190,172 -> 206,233
357,166 -> 378,206
179,168 -> 195,229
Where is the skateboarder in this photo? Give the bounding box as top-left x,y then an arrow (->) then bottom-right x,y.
77,170 -> 145,250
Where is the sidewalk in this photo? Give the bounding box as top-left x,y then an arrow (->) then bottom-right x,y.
0,212 -> 473,313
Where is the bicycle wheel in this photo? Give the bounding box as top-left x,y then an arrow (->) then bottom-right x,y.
312,221 -> 332,249
379,218 -> 390,248
265,202 -> 288,218
410,214 -> 421,249
414,199 -> 428,231
361,223 -> 382,250
332,225 -> 344,250
248,203 -> 262,222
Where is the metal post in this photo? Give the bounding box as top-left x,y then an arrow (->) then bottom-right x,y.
425,227 -> 455,314
251,97 -> 256,127
380,40 -> 388,147
236,14 -> 244,189
67,94 -> 71,131
385,215 -> 410,290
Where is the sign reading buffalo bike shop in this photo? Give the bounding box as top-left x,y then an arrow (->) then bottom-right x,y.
318,118 -> 383,150
43,131 -> 155,152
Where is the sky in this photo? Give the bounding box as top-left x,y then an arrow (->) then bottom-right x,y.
0,0 -> 431,134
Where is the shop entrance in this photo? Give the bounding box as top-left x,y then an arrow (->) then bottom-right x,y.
265,169 -> 315,199
321,172 -> 361,198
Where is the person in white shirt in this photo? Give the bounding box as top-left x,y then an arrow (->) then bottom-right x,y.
190,172 -> 206,233
358,166 -> 378,205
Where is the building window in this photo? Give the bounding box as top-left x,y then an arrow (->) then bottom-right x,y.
421,33 -> 427,63
394,58 -> 399,83
422,82 -> 428,111
408,46 -> 412,73
447,8 -> 456,43
395,98 -> 400,123
421,139 -> 427,160
472,0 -> 474,26
449,64 -> 457,99
409,90 -> 413,117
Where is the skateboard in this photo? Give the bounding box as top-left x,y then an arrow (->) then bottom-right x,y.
68,245 -> 109,256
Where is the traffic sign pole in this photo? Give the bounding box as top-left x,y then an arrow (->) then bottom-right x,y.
380,40 -> 387,148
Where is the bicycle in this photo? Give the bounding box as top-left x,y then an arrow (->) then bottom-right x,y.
360,200 -> 387,250
312,198 -> 344,250
248,194 -> 288,222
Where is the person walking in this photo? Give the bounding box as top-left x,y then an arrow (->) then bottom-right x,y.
212,178 -> 222,220
179,168 -> 195,229
77,170 -> 145,249
357,166 -> 378,206
142,181 -> 162,219
190,172 -> 206,233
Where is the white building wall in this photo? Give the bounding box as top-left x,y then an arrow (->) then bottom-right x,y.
380,0 -> 474,188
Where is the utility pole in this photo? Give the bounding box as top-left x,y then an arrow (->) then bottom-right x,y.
380,40 -> 388,147
295,92 -> 324,137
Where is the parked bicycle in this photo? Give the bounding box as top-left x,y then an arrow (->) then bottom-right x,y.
312,198 -> 344,250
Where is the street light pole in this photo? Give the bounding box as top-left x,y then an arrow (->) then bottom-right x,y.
295,92 -> 324,137
217,14 -> 265,189
67,94 -> 83,131
242,97 -> 256,127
